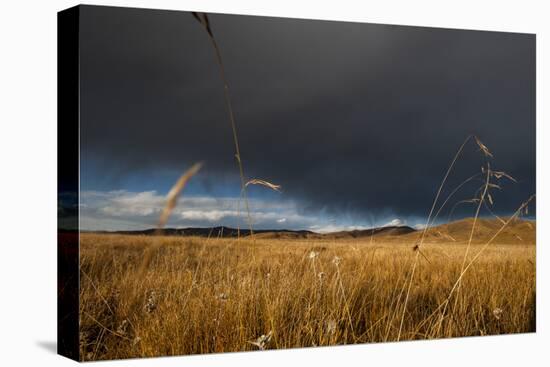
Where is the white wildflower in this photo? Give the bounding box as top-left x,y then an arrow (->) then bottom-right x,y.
144,290 -> 157,313
248,331 -> 273,350
308,251 -> 319,259
116,319 -> 129,336
326,320 -> 337,335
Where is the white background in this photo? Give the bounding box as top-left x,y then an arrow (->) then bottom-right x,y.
0,0 -> 548,365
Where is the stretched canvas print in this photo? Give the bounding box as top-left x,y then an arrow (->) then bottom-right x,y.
58,4 -> 536,361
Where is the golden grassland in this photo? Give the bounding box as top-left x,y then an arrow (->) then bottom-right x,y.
79,231 -> 535,361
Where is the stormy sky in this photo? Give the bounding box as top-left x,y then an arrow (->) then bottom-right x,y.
77,5 -> 535,231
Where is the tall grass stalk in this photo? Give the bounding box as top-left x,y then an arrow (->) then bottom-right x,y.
397,135 -> 474,341
192,12 -> 253,237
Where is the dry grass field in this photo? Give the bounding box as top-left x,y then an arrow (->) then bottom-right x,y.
79,222 -> 535,361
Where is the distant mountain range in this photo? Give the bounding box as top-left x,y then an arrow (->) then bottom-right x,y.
91,218 -> 535,244
98,225 -> 416,239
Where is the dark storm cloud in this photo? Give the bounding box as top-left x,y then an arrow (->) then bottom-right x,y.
79,5 -> 535,220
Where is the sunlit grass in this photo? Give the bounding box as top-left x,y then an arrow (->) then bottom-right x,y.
79,233 -> 535,361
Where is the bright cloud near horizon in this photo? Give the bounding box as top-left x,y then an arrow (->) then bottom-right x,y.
79,190 -> 427,233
